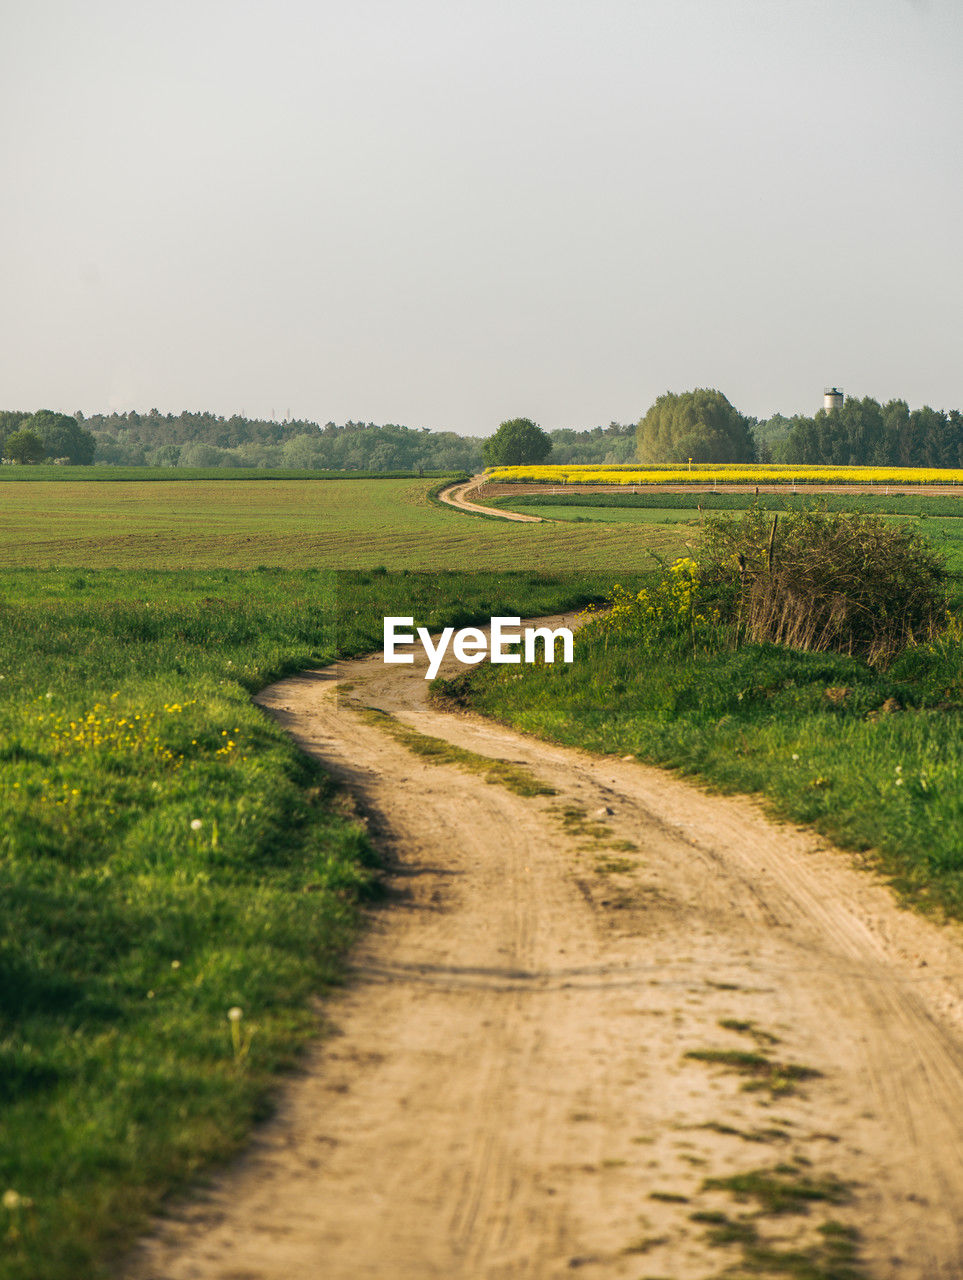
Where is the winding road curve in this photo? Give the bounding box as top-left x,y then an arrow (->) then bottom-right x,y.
125,623 -> 963,1279
437,475 -> 542,522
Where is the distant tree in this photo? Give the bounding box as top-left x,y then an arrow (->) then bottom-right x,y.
483,418 -> 552,466
636,390 -> 755,463
179,442 -> 241,467
778,394 -> 963,469
146,444 -> 182,467
20,410 -> 95,465
3,429 -> 46,464
547,421 -> 636,464
0,410 -> 27,458
281,434 -> 325,469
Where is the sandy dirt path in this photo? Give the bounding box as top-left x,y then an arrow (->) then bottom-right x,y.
437,475 -> 542,521
125,622 -> 963,1279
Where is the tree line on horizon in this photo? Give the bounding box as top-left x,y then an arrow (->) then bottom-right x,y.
0,407 -> 638,470
639,390 -> 963,469
2,394 -> 962,471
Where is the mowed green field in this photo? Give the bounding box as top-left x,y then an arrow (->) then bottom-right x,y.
503,499 -> 963,572
0,479 -> 688,570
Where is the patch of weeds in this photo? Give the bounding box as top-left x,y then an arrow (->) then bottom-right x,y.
696,1168 -> 864,1278
702,1164 -> 851,1214
551,802 -> 613,839
648,1190 -> 690,1203
354,705 -> 555,796
594,856 -> 636,874
719,1017 -> 781,1046
690,1210 -> 759,1245
622,1235 -> 670,1255
698,1120 -> 792,1144
684,1048 -> 822,1097
736,1224 -> 864,1279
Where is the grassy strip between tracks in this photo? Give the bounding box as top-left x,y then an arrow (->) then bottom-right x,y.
441,590 -> 963,919
351,704 -> 556,796
489,490 -> 963,517
0,568 -> 616,1280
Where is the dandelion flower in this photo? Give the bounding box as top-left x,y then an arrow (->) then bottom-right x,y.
228,1006 -> 243,1023
190,818 -> 203,831
2,1190 -> 22,1211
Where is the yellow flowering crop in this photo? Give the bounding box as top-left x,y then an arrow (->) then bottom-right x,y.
487,464 -> 963,486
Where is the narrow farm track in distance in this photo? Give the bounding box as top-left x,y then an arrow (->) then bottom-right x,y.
437,474 -> 542,521
125,623 -> 963,1280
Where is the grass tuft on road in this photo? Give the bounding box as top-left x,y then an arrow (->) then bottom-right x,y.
354,705 -> 556,796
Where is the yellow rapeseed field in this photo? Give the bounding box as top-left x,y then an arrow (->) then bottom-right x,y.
487,464 -> 963,486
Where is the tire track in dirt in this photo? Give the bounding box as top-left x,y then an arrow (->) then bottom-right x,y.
124,621 -> 963,1279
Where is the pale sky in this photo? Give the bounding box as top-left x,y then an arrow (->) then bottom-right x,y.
2,0 -> 961,435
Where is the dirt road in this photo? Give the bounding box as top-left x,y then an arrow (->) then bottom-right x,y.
437,475 -> 542,521
125,624 -> 963,1279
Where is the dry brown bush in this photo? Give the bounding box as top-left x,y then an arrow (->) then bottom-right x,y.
700,505 -> 948,665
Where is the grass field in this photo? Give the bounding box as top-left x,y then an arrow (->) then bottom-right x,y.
0,567 -> 627,1280
0,478 -> 688,570
494,492 -> 963,573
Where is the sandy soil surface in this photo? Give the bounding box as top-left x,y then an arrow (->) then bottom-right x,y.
124,621 -> 963,1279
437,475 -> 542,521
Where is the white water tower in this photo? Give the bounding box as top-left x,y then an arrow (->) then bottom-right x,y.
823,386 -> 844,412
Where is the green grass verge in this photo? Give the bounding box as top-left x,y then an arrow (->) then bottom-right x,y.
0,478 -> 689,570
490,490 -> 963,517
0,568 -> 612,1280
442,593 -> 963,918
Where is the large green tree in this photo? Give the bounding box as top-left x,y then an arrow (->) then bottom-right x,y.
3,429 -> 46,464
636,389 -> 756,464
483,417 -> 552,466
19,410 -> 96,465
